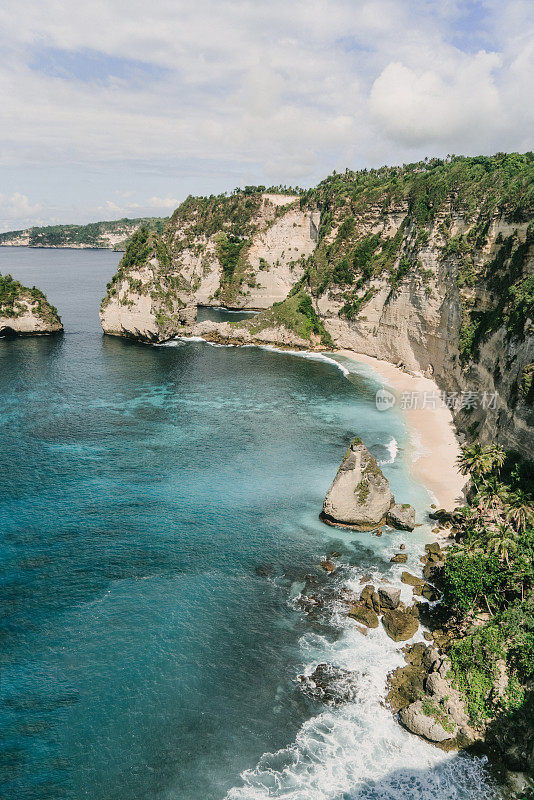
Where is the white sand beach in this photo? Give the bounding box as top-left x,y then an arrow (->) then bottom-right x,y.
336,350 -> 468,510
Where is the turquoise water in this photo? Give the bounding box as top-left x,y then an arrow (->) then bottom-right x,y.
0,248 -> 497,800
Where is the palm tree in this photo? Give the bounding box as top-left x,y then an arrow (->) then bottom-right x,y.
486,523 -> 518,566
487,445 -> 506,473
505,489 -> 534,533
476,477 -> 509,521
457,443 -> 486,480
456,443 -> 506,488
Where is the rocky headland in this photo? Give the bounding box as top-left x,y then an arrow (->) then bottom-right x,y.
97,154 -> 533,790
0,273 -> 63,336
99,154 -> 533,460
298,472 -> 534,790
0,217 -> 165,251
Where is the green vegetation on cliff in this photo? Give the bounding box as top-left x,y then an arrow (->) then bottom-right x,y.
301,152 -> 533,230
168,193 -> 263,240
435,444 -> 534,753
0,217 -> 166,250
298,153 -> 533,333
100,153 -> 533,389
102,226 -> 153,306
245,286 -> 333,347
0,273 -> 61,324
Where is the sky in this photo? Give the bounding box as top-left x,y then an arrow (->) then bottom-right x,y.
0,0 -> 532,231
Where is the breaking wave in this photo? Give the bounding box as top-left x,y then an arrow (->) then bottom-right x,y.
226,559 -> 497,800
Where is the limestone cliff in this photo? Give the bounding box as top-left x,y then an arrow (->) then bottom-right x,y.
100,155 -> 534,459
0,274 -> 63,335
302,156 -> 533,458
99,191 -> 318,341
311,214 -> 533,456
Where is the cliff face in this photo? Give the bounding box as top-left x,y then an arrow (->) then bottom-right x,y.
314,208 -> 533,456
0,274 -> 63,335
99,192 -> 318,339
100,154 -> 534,458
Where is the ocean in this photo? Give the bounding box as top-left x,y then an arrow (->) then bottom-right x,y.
0,247 -> 498,799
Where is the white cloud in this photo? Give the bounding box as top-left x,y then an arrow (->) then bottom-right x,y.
97,196 -> 179,215
0,0 -> 531,228
370,52 -> 502,147
0,193 -> 43,228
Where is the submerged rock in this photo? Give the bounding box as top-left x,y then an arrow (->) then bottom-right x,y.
320,560 -> 336,573
387,503 -> 416,531
321,438 -> 393,531
254,565 -> 273,578
298,664 -> 359,705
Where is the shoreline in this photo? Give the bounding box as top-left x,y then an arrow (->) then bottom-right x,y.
170,332 -> 467,511
334,349 -> 467,511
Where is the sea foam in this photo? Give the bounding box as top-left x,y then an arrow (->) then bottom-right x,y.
378,437 -> 399,466
226,559 -> 497,800
164,337 -> 352,377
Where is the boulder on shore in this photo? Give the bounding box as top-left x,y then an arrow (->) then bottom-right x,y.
361,585 -> 381,613
382,608 -> 419,641
378,586 -> 401,609
413,583 -> 440,602
401,571 -> 425,587
321,438 -> 393,531
348,603 -> 379,628
399,700 -> 457,743
387,503 -> 416,531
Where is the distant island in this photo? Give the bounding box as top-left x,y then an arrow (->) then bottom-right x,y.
0,217 -> 167,251
0,273 -> 63,335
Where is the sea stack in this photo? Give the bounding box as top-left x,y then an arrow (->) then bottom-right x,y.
321,437 -> 394,531
0,274 -> 63,336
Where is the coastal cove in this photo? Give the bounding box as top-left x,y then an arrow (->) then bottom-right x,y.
1,247 -> 499,800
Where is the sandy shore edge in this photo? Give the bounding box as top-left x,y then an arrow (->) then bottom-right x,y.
335,349 -> 467,511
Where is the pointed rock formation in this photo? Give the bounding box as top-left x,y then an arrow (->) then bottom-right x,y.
321,438 -> 394,531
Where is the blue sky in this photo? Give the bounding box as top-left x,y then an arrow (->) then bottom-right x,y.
0,0 -> 532,231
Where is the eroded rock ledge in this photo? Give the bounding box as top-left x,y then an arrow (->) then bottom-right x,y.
388,642 -> 476,747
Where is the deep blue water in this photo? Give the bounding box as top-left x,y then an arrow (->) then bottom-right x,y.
0,248 -> 497,800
